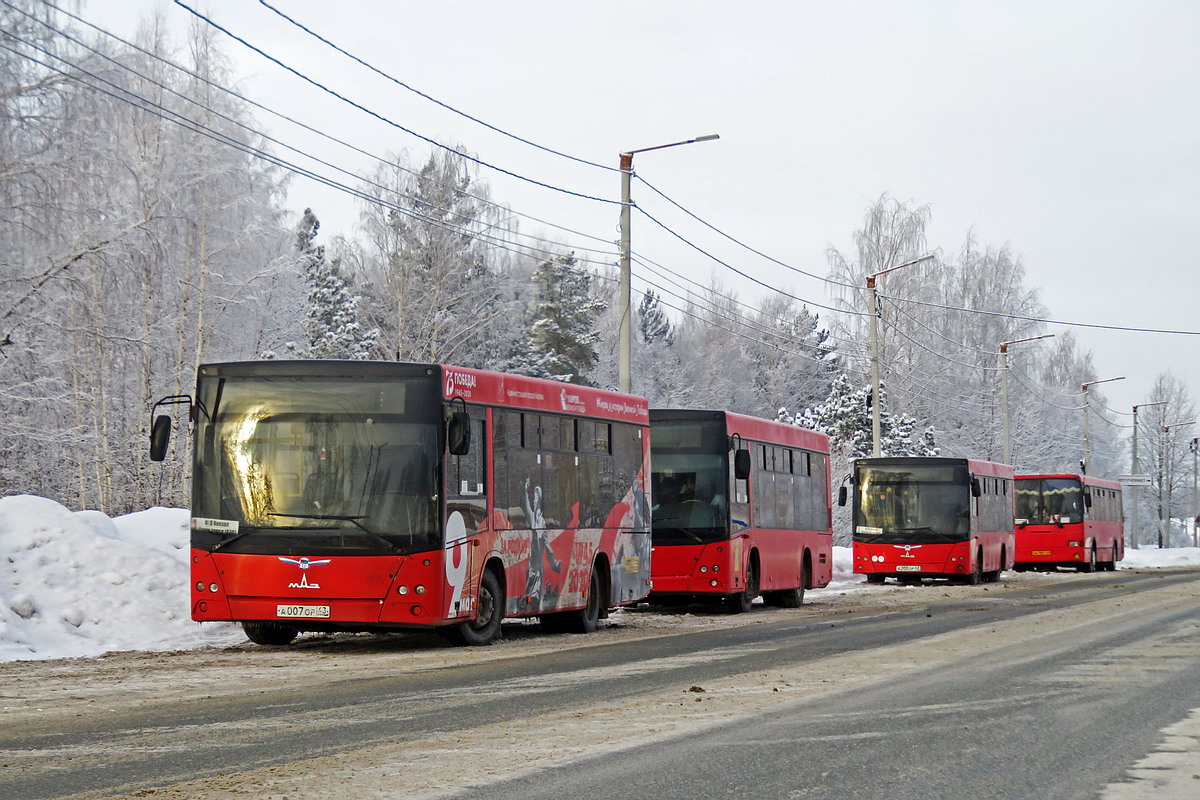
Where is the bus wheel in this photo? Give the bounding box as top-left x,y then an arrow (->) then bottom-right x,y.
765,560 -> 809,608
1079,547 -> 1097,573
544,565 -> 605,634
866,574 -> 886,585
726,561 -> 759,614
444,569 -> 504,646
964,553 -> 984,586
242,621 -> 297,646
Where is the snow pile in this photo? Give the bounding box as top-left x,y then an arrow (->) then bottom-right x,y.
1121,545 -> 1200,568
0,495 -> 241,662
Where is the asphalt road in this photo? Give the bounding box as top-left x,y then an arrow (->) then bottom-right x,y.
2,569 -> 1198,799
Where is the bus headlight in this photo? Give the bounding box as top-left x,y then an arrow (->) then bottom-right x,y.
398,585 -> 409,595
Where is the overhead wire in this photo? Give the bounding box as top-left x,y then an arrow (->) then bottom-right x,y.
255,0 -> 615,174
37,0 -> 622,253
172,0 -> 620,205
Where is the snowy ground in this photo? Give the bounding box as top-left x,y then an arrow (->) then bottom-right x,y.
1,493 -> 1198,664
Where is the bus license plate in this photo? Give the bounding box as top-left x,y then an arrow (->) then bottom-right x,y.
895,565 -> 921,572
1032,550 -> 1052,556
277,604 -> 330,619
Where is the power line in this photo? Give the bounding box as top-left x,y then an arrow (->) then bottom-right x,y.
634,174 -> 856,289
255,0 -> 614,174
34,1 -> 622,254
634,205 -> 867,318
172,0 -> 620,206
878,291 -> 1200,337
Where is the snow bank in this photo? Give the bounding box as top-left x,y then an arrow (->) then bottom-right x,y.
1120,545 -> 1200,569
0,495 -> 241,662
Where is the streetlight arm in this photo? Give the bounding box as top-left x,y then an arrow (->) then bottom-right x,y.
622,134 -> 720,158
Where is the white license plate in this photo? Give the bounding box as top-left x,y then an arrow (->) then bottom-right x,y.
895,565 -> 922,572
276,604 -> 330,618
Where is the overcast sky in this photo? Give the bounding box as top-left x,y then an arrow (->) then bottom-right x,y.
88,0 -> 1198,444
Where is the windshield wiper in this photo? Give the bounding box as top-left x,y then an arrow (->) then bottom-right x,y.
267,513 -> 405,553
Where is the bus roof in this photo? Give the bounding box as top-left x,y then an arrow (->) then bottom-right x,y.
855,456 -> 1014,479
650,409 -> 830,454
1016,473 -> 1123,491
197,361 -> 650,425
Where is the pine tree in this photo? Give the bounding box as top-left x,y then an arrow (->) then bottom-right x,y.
298,209 -> 378,360
638,290 -> 674,345
507,252 -> 606,384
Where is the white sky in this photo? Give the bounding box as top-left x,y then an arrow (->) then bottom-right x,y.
84,0 -> 1199,437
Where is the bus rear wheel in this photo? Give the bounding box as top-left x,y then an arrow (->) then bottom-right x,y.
443,568 -> 504,646
764,560 -> 809,608
542,565 -> 604,634
242,621 -> 298,646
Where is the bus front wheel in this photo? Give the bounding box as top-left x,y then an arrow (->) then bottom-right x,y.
242,621 -> 298,646
726,561 -> 759,614
444,568 -> 504,646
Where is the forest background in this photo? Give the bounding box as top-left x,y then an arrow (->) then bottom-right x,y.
1,1 -> 1195,546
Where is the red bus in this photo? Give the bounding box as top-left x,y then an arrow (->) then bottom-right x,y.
1013,473 -> 1124,572
151,360 -> 652,646
843,457 -> 1015,585
648,410 -> 833,612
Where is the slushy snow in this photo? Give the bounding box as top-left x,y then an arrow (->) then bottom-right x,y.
1,493 -> 1197,663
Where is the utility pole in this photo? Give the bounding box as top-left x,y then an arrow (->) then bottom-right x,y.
999,334 -> 1054,466
617,134 -> 718,394
1081,376 -> 1124,474
866,255 -> 934,457
1161,421 -> 1194,547
1130,401 -> 1166,549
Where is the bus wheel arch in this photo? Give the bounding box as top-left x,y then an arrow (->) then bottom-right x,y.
726,551 -> 760,613
542,556 -> 607,634
443,561 -> 505,646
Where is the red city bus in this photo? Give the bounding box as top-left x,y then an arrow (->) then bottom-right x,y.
844,457 -> 1015,585
648,410 -> 833,612
151,361 -> 651,646
1014,473 -> 1124,572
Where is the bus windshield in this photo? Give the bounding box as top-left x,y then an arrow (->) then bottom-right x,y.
650,419 -> 729,545
192,374 -> 441,555
1014,477 -> 1084,525
854,463 -> 970,542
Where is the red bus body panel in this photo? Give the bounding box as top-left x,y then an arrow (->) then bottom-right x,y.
1014,474 -> 1124,568
190,362 -> 651,632
649,410 -> 833,600
851,457 -> 1015,581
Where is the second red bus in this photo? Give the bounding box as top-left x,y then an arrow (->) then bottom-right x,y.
1013,473 -> 1124,571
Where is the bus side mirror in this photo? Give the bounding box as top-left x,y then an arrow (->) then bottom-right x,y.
838,486 -> 848,507
734,448 -> 751,481
448,411 -> 471,456
149,415 -> 172,462
1083,491 -> 1092,508
971,477 -> 982,498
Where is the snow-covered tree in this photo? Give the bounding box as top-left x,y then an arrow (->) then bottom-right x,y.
297,209 -> 377,360
506,251 -> 605,384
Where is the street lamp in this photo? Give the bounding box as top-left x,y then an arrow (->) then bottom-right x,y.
999,334 -> 1054,466
1161,420 -> 1194,548
866,254 -> 935,457
1081,376 -> 1125,474
618,134 -> 719,394
1192,437 -> 1198,547
1130,400 -> 1167,549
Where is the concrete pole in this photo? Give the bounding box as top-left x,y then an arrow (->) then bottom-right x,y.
1130,406 -> 1140,549
869,276 -> 881,458
1001,345 -> 1011,466
617,153 -> 633,395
